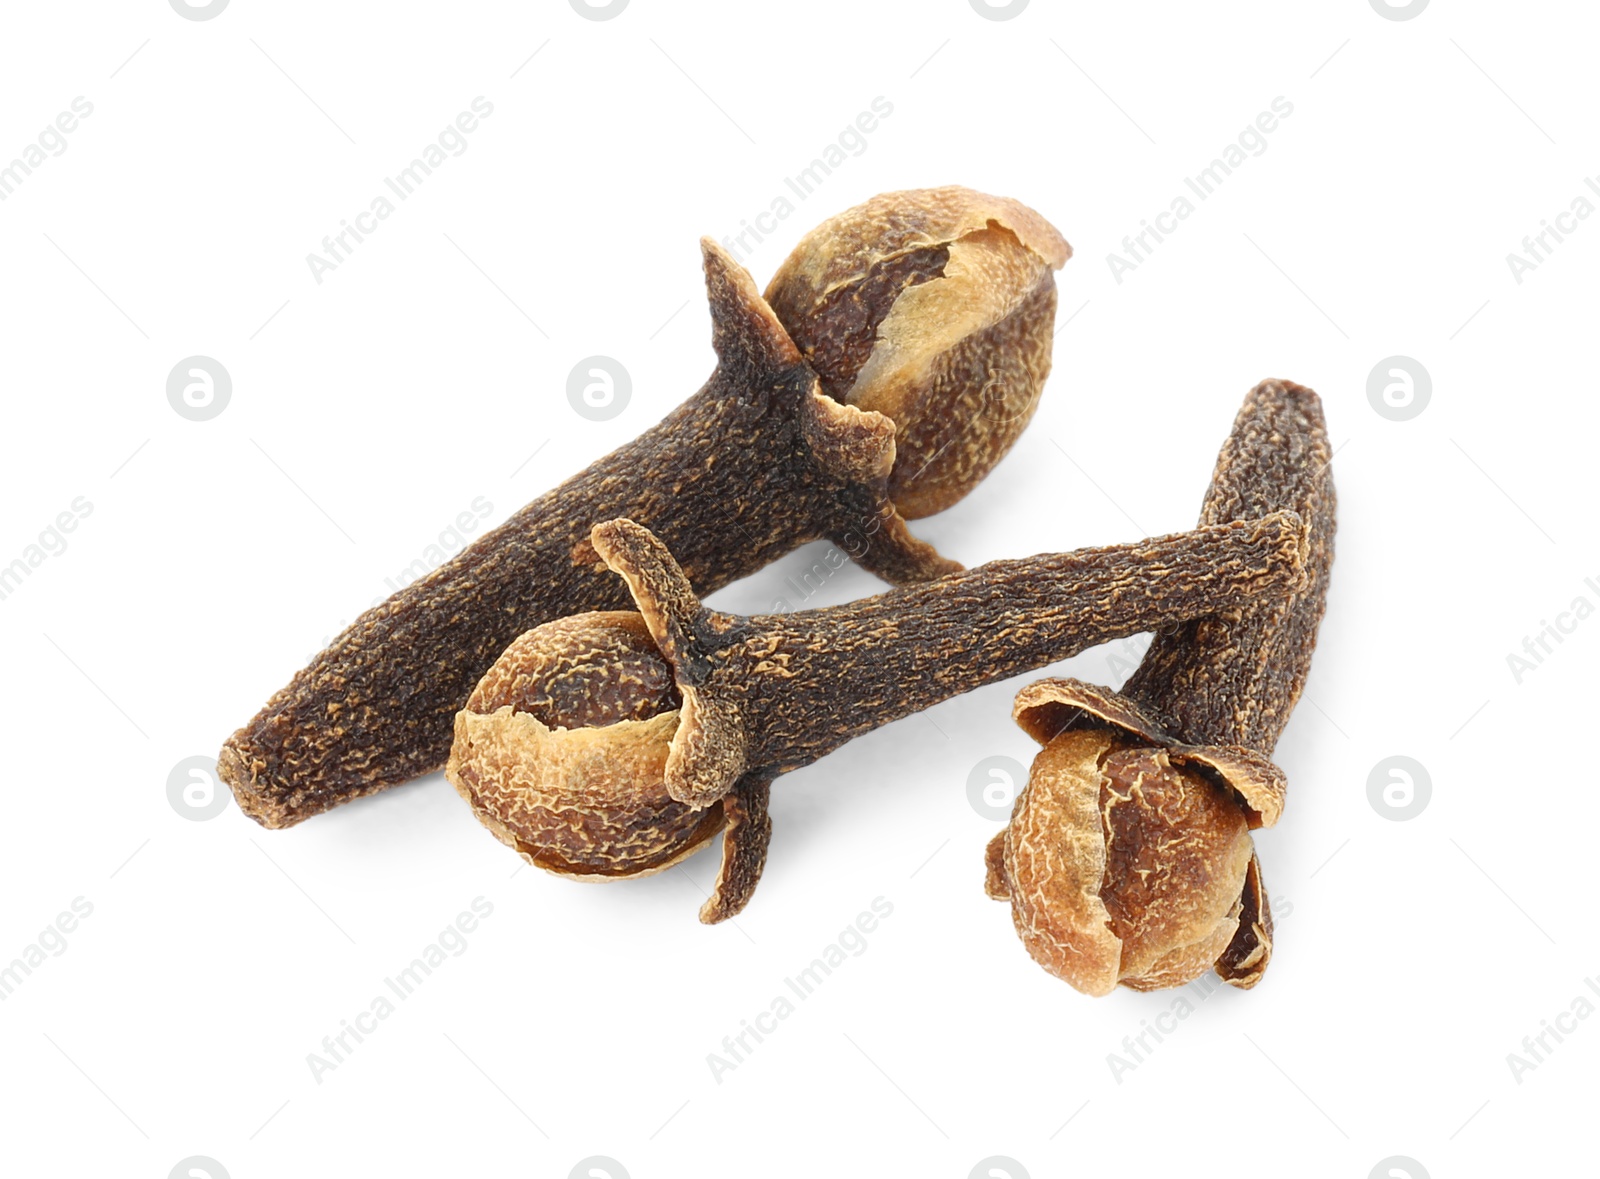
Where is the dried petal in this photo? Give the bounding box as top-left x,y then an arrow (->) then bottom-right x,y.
999,731 -> 1124,997
1215,851 -> 1274,989
1012,676 -> 1287,829
1098,747 -> 1254,991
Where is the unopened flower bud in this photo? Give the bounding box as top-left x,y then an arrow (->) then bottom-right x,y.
766,185 -> 1071,519
446,612 -> 712,879
987,729 -> 1256,996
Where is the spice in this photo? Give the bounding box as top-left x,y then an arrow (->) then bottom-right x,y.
446,509 -> 1307,923
767,187 -> 1066,518
985,380 -> 1336,994
218,187 -> 1070,829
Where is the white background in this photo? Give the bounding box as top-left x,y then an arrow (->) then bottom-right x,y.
1,1 -> 1595,1176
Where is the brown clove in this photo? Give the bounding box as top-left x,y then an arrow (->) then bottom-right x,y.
985,379 -> 1336,995
218,187 -> 1070,829
445,509 -> 1308,923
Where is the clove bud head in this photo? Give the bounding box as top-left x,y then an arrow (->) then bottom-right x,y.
986,678 -> 1283,995
986,730 -> 1255,995
445,612 -> 710,879
766,186 -> 1071,519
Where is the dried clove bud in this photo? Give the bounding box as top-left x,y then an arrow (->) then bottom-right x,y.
985,380 -> 1336,995
218,187 -> 1070,829
767,187 -> 1069,517
446,509 -> 1307,923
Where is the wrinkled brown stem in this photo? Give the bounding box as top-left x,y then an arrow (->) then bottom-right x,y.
1122,383 -> 1336,750
595,513 -> 1308,799
1010,382 -> 1334,771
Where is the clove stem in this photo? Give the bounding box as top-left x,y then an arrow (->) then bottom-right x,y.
595,512 -> 1309,795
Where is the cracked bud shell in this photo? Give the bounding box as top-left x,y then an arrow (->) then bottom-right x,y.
445,613 -> 722,879
765,185 -> 1071,519
989,729 -> 1254,996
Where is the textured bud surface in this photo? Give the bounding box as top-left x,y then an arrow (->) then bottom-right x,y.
766,185 -> 1071,517
446,613 -> 716,879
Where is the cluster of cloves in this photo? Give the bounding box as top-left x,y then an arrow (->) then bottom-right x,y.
219,186 -> 1067,827
986,382 -> 1334,993
220,186 -> 1335,998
